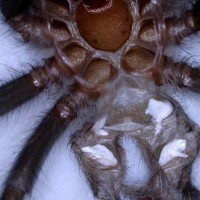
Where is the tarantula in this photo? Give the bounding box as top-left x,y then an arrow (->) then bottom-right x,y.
1,0 -> 200,199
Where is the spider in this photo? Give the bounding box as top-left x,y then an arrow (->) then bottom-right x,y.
0,0 -> 200,199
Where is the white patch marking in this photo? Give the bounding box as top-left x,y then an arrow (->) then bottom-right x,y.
95,129 -> 109,136
145,98 -> 174,134
159,139 -> 188,166
81,144 -> 117,166
92,116 -> 109,135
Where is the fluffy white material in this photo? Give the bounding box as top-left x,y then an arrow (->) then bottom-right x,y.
82,144 -> 117,166
159,139 -> 188,165
92,116 -> 109,136
145,99 -> 174,134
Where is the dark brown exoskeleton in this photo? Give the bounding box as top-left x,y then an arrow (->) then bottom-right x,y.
1,0 -> 200,199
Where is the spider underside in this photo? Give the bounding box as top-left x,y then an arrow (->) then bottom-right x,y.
0,0 -> 200,199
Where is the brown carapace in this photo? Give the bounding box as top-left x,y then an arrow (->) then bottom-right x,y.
0,0 -> 200,199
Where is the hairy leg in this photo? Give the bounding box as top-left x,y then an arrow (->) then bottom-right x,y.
0,94 -> 77,200
0,59 -> 61,116
0,54 -> 115,199
0,39 -> 90,117
121,46 -> 200,93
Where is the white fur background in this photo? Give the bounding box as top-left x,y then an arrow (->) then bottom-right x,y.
1,4 -> 200,200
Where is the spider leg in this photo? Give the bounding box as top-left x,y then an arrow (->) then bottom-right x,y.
0,59 -> 61,116
0,93 -> 77,200
1,56 -> 116,200
0,41 -> 89,117
0,72 -> 43,116
152,59 -> 200,93
163,1 -> 200,44
122,45 -> 200,93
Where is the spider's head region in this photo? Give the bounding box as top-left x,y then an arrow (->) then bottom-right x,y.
76,0 -> 133,51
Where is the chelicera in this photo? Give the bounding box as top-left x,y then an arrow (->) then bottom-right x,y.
0,0 -> 200,199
